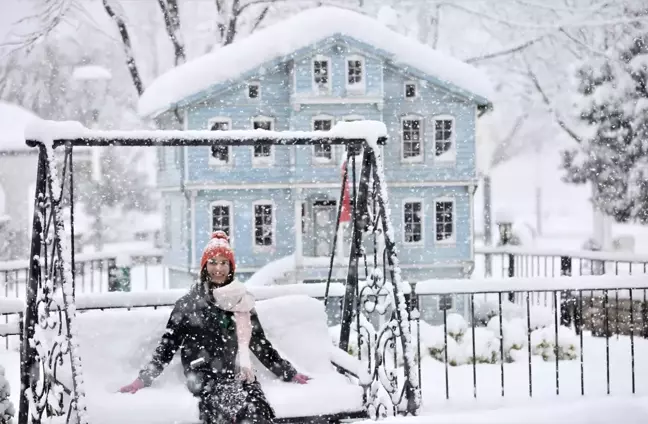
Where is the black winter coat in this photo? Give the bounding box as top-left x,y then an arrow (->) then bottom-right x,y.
138,282 -> 297,386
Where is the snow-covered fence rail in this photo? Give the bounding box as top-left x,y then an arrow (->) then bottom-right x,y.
0,282 -> 347,338
411,274 -> 648,404
0,249 -> 165,301
475,245 -> 648,279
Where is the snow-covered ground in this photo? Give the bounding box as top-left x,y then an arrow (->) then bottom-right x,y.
3,284 -> 648,423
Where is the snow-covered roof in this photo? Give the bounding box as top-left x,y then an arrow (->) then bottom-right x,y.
137,6 -> 494,118
0,101 -> 41,152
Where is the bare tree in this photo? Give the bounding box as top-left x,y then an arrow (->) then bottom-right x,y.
102,0 -> 144,96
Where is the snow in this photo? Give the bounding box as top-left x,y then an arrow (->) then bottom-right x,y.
72,65 -> 113,81
137,6 -> 493,118
5,295 -> 365,422
415,274 -> 648,295
23,119 -> 387,146
358,396 -> 648,423
0,282 -> 347,314
0,101 -> 42,152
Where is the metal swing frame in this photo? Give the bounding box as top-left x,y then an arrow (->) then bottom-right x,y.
19,128 -> 420,424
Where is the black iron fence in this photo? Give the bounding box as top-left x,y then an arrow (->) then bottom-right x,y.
412,275 -> 648,407
0,250 -> 165,299
2,276 -> 648,411
475,245 -> 648,279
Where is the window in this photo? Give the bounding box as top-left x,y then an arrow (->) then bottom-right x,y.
312,116 -> 333,161
405,82 -> 417,98
211,202 -> 232,237
435,200 -> 455,243
252,117 -> 274,162
248,82 -> 260,99
209,119 -> 231,164
346,56 -> 364,89
313,56 -> 330,92
402,117 -> 422,160
254,202 -> 274,247
434,117 -> 454,158
403,201 -> 423,244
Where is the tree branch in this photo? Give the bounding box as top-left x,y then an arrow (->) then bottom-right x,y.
102,0 -> 144,96
490,113 -> 529,168
1,0 -> 80,52
526,65 -> 582,143
465,34 -> 547,63
157,0 -> 186,65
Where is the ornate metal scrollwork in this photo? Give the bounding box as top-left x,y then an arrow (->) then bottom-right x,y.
339,145 -> 421,419
19,144 -> 88,424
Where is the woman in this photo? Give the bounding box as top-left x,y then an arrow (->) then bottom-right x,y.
119,231 -> 310,424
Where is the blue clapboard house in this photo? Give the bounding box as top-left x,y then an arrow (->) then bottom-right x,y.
138,6 -> 493,315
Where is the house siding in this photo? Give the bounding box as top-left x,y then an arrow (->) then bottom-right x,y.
156,35 -> 482,287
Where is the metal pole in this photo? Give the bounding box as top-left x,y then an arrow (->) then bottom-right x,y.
19,148 -> 47,424
338,147 -> 372,352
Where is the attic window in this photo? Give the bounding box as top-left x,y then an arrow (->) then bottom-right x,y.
248,82 -> 260,99
346,56 -> 364,88
313,58 -> 330,91
405,82 -> 417,98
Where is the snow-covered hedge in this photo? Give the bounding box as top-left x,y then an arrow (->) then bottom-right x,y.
417,309 -> 579,367
0,365 -> 15,424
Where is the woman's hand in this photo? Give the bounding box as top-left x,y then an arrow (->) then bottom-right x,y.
239,366 -> 255,383
292,373 -> 311,384
118,378 -> 145,394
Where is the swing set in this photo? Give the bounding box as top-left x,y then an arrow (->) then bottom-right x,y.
18,120 -> 420,424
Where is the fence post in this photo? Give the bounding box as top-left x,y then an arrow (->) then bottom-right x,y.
108,254 -> 132,292
497,218 -> 515,302
560,256 -> 574,328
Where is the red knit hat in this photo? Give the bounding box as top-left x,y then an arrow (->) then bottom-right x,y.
201,231 -> 236,273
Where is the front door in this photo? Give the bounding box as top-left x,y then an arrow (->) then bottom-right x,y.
312,200 -> 337,257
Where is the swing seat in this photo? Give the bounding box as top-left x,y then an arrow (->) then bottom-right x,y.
57,294 -> 366,423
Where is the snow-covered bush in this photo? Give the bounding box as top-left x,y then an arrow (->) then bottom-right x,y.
0,365 -> 15,424
446,313 -> 467,342
531,326 -> 579,361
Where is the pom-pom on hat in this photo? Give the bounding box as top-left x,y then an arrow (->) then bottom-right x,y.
201,231 -> 235,273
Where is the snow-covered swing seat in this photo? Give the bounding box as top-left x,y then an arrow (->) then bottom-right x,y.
65,293 -> 368,424
19,120 -> 415,424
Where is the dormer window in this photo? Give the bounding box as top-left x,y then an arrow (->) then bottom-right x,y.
312,56 -> 330,93
405,82 -> 417,98
346,56 -> 364,90
248,82 -> 260,99
209,118 -> 231,165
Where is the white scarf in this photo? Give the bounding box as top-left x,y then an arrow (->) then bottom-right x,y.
211,280 -> 255,370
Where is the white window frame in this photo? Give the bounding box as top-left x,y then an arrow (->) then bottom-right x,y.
252,200 -> 275,249
400,114 -> 424,163
207,117 -> 232,166
247,81 -> 260,100
251,116 -> 275,166
209,200 -> 234,247
311,114 -> 335,164
433,115 -> 456,163
434,197 -> 456,245
404,81 -> 418,99
402,198 -> 424,246
345,54 -> 365,93
312,54 -> 332,94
